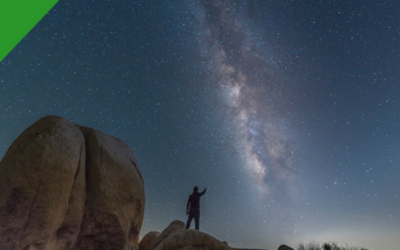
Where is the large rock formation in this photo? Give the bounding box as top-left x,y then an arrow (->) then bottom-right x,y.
0,116 -> 145,250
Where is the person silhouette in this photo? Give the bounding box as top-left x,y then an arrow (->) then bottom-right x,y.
186,186 -> 207,230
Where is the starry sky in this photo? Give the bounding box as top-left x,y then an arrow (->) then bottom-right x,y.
1,1 -> 399,250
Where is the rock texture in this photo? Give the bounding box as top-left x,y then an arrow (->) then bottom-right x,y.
0,116 -> 145,250
139,231 -> 160,250
148,220 -> 231,250
154,229 -> 231,250
76,126 -> 144,250
152,220 -> 185,249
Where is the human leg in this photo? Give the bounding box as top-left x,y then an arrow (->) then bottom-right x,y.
194,209 -> 200,230
186,212 -> 194,229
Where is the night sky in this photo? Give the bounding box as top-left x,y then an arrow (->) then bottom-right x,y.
1,1 -> 399,249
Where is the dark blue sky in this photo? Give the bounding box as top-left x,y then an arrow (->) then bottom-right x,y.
1,1 -> 399,249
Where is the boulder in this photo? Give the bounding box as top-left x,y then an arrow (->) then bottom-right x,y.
152,220 -> 185,249
153,228 -> 231,250
278,245 -> 294,250
0,115 -> 145,250
75,127 -> 145,250
152,220 -> 230,250
139,231 -> 161,250
0,116 -> 86,250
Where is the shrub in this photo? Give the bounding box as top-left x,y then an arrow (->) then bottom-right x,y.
297,242 -> 368,250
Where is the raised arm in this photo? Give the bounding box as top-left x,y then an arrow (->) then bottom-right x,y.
200,188 -> 207,196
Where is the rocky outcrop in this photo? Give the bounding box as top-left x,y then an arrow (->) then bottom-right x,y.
153,229 -> 231,250
139,231 -> 161,250
142,220 -> 290,250
0,116 -> 145,250
145,220 -> 231,250
152,220 -> 185,249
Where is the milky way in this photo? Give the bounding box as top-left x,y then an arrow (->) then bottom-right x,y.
191,1 -> 298,201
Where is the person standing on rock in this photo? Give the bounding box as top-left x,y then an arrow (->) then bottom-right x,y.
186,186 -> 207,230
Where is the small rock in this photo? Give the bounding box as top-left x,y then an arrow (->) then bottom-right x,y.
278,244 -> 294,250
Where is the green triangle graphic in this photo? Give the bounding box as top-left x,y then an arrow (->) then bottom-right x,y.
0,0 -> 59,63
